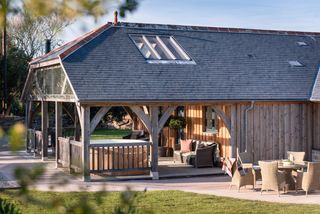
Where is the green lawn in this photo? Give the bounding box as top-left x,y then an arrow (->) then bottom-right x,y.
90,129 -> 132,140
1,190 -> 320,214
64,129 -> 132,140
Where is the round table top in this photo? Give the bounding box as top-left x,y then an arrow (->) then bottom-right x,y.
253,161 -> 307,170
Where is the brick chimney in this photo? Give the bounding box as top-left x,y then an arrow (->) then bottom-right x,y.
45,39 -> 51,54
113,11 -> 118,25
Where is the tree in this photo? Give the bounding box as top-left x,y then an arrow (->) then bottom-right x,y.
0,39 -> 29,115
8,11 -> 71,59
1,0 -> 140,115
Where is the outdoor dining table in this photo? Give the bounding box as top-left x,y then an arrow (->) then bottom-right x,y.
252,161 -> 307,190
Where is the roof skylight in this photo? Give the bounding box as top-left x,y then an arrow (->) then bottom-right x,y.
288,60 -> 303,67
130,34 -> 194,64
297,41 -> 308,46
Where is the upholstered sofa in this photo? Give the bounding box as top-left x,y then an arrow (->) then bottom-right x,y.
173,140 -> 220,168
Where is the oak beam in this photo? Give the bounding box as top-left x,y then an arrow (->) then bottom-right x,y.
157,106 -> 177,134
130,106 -> 152,133
90,106 -> 111,134
123,106 -> 136,129
81,105 -> 91,181
41,101 -> 48,160
55,102 -> 62,168
62,103 -> 75,122
76,102 -> 82,129
212,106 -> 231,132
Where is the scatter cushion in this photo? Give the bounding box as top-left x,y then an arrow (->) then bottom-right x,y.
191,140 -> 197,151
237,159 -> 248,176
197,142 -> 206,149
180,139 -> 192,152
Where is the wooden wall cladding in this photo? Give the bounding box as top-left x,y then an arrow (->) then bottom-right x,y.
184,105 -> 231,158
185,102 -> 317,162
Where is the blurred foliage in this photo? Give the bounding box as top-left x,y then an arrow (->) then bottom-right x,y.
0,198 -> 21,214
0,123 -> 143,214
114,190 -> 138,214
167,116 -> 186,129
23,0 -> 139,21
0,127 -> 4,138
108,107 -> 128,123
0,0 -> 140,27
118,0 -> 139,17
8,11 -> 71,59
1,0 -> 140,116
90,107 -> 128,125
8,122 -> 25,151
1,43 -> 30,116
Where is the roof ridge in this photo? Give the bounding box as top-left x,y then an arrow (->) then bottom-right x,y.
118,22 -> 320,36
59,23 -> 112,60
30,22 -> 113,64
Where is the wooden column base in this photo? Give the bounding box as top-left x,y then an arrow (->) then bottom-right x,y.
151,171 -> 159,180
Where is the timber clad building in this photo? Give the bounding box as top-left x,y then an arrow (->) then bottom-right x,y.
22,20 -> 320,180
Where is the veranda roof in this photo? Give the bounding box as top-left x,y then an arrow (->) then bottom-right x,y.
22,22 -> 320,102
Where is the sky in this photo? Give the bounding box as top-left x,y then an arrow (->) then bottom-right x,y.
62,0 -> 320,42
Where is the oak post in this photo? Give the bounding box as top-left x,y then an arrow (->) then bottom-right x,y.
150,106 -> 159,179
41,101 -> 48,160
55,101 -> 62,168
74,105 -> 81,141
81,105 -> 91,181
230,104 -> 237,158
25,101 -> 31,152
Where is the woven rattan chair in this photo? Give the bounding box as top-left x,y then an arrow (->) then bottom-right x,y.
230,159 -> 255,192
296,162 -> 320,196
195,143 -> 215,168
259,161 -> 286,196
239,152 -> 261,182
287,151 -> 305,164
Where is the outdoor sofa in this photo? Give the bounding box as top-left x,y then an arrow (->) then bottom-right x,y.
173,139 -> 220,168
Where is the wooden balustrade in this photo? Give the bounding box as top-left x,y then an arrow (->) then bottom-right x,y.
56,137 -> 152,175
70,140 -> 83,172
89,142 -> 152,173
57,137 -> 83,172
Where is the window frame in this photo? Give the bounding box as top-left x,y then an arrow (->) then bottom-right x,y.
202,106 -> 218,134
129,34 -> 196,64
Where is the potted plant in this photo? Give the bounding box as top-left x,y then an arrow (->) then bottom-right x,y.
158,116 -> 186,157
168,116 -> 186,130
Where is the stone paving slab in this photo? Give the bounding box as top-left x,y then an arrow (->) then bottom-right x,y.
1,150 -> 320,205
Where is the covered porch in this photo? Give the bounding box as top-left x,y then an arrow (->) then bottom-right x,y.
24,100 -> 230,181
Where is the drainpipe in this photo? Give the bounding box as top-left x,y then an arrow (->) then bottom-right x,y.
244,101 -> 255,155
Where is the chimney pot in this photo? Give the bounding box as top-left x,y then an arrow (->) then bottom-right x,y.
114,11 -> 118,25
45,39 -> 51,54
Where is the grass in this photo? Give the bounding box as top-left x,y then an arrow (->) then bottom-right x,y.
64,129 -> 132,140
1,190 -> 320,214
90,129 -> 132,140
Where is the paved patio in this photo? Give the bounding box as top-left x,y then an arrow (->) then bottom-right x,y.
1,150 -> 320,205
158,157 -> 223,178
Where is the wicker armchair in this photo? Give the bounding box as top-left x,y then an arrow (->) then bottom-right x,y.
238,152 -> 261,182
259,161 -> 286,196
287,151 -> 305,164
230,159 -> 255,192
194,144 -> 215,168
296,162 -> 320,196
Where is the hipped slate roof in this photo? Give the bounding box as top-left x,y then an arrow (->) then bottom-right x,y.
31,22 -> 320,102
